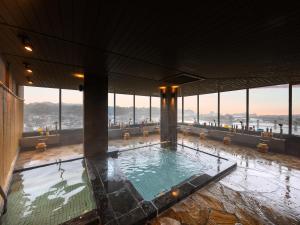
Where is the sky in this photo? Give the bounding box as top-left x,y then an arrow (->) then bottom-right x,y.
24,85 -> 300,115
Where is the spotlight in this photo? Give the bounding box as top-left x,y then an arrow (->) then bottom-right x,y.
26,76 -> 33,85
23,63 -> 32,73
73,73 -> 84,79
20,35 -> 33,52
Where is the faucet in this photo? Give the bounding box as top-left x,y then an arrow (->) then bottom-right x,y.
0,185 -> 7,215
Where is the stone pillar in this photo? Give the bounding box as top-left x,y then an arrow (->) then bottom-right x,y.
84,71 -> 108,158
160,86 -> 178,146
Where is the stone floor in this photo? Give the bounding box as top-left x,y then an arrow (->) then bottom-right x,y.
15,134 -> 300,225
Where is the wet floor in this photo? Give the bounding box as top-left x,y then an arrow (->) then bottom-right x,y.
1,159 -> 96,225
151,135 -> 300,225
13,134 -> 300,224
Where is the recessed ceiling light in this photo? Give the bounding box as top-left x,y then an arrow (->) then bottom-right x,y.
24,45 -> 33,52
24,63 -> 33,73
73,73 -> 84,79
20,35 -> 33,52
26,76 -> 33,85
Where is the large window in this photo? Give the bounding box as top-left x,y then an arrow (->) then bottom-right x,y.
250,84 -> 288,134
61,89 -> 83,129
135,95 -> 150,123
292,84 -> 300,136
115,94 -> 133,125
220,90 -> 246,128
151,97 -> 160,123
177,97 -> 182,123
24,86 -> 59,132
108,93 -> 114,125
184,95 -> 197,123
199,93 -> 218,125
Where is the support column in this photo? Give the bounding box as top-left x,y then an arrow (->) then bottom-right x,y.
84,72 -> 108,158
289,83 -> 292,135
246,88 -> 249,130
160,86 -> 178,146
217,91 -> 220,127
59,88 -> 62,131
113,92 -> 116,124
150,96 -> 152,122
197,94 -> 199,124
133,94 -> 135,124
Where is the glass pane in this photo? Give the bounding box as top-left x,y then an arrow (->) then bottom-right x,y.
23,86 -> 59,132
151,97 -> 160,123
135,95 -> 150,124
292,84 -> 300,135
177,97 -> 182,123
61,89 -> 83,129
250,84 -> 288,134
108,93 -> 114,125
115,94 -> 133,125
220,90 -> 246,128
199,93 -> 218,126
184,95 -> 197,123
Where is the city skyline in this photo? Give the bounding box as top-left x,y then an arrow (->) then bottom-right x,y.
24,85 -> 300,115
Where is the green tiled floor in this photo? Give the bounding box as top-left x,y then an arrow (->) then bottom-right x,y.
1,159 -> 96,225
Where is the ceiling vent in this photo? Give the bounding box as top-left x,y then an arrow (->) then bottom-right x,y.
161,73 -> 205,85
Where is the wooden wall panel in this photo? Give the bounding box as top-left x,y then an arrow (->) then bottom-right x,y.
0,83 -> 23,198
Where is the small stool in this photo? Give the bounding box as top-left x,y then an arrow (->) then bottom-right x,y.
257,143 -> 269,153
199,132 -> 206,140
257,138 -> 270,153
223,136 -> 231,145
123,132 -> 130,140
36,142 -> 47,151
143,130 -> 149,137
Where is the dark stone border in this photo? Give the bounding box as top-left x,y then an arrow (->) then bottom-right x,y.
84,143 -> 237,225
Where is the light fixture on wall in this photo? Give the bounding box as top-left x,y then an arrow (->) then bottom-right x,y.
160,86 -> 166,98
23,63 -> 33,73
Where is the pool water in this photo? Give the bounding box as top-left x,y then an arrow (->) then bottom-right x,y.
1,159 -> 96,225
117,144 -> 223,200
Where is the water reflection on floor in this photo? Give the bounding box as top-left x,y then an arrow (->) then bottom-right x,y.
151,135 -> 300,225
12,134 -> 300,224
1,159 -> 95,225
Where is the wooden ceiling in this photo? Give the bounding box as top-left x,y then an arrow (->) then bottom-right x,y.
1,1 -> 300,96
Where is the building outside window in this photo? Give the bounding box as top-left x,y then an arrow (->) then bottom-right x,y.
292,84 -> 300,136
177,97 -> 182,123
61,89 -> 83,129
151,97 -> 160,123
115,94 -> 134,126
108,93 -> 114,125
249,84 -> 288,134
23,86 -> 59,132
199,93 -> 218,126
135,95 -> 150,124
220,89 -> 246,128
184,95 -> 197,123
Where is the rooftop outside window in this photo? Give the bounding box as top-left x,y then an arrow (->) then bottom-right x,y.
184,95 -> 197,124
151,97 -> 160,123
250,84 -> 288,134
199,93 -> 218,126
220,89 -> 246,128
61,89 -> 83,130
293,84 -> 300,136
23,86 -> 59,132
115,94 -> 134,126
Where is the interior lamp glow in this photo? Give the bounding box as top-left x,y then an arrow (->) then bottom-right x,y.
73,73 -> 84,79
24,45 -> 33,52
